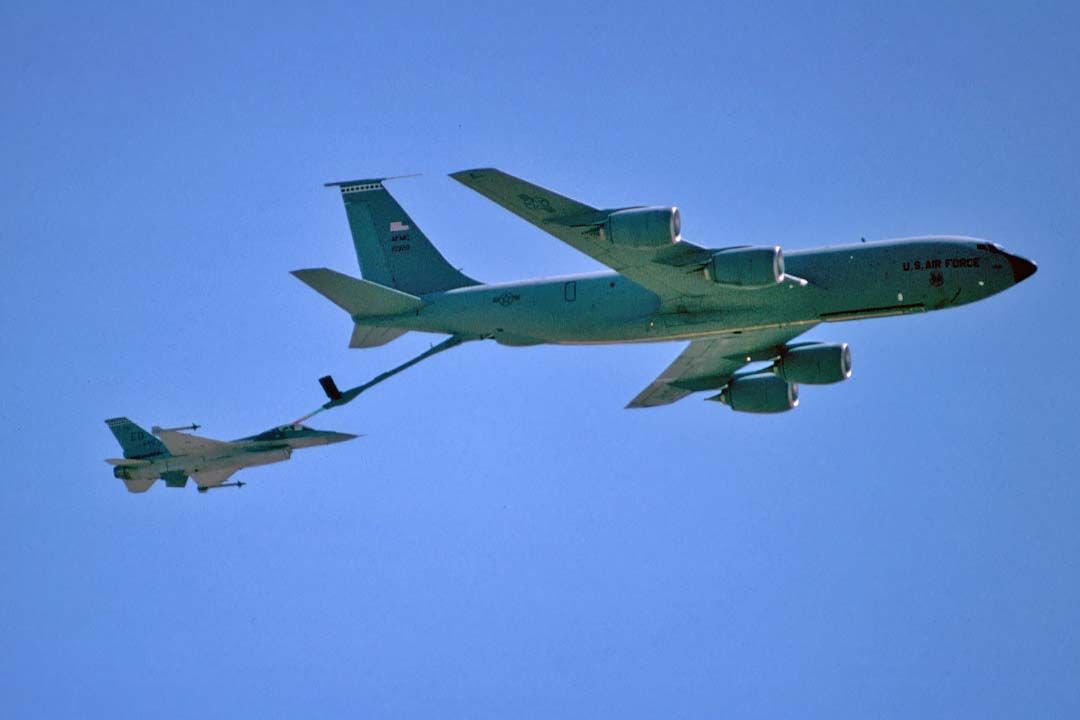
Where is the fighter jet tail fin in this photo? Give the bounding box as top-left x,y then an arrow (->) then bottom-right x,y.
105,417 -> 168,459
324,177 -> 480,295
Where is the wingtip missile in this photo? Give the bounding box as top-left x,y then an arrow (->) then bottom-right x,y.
152,423 -> 201,435
197,481 -> 245,494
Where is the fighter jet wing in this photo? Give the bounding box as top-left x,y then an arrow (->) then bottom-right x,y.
156,430 -> 229,456
627,325 -> 816,408
450,168 -> 716,301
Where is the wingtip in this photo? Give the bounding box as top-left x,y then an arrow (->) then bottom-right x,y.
449,167 -> 497,182
290,268 -> 329,281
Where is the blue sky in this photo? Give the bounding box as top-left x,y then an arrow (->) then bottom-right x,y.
2,1 -> 1078,717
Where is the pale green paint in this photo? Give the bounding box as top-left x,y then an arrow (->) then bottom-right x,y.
379,238 -> 1020,345
295,171 -> 1036,410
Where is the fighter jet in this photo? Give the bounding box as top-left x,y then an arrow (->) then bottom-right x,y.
292,169 -> 1037,414
104,418 -> 356,493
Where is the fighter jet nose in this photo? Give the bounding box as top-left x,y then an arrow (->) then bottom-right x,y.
326,432 -> 359,444
1007,253 -> 1037,284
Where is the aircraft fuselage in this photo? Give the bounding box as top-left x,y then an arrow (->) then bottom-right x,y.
376,237 -> 1032,345
114,447 -> 293,485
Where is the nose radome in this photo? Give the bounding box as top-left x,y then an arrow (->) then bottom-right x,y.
1007,253 -> 1038,284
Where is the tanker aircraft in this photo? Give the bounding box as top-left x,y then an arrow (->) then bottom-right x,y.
292,169 -> 1036,414
104,418 -> 356,493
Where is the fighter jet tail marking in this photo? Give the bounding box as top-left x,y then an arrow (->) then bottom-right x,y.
104,417 -> 169,459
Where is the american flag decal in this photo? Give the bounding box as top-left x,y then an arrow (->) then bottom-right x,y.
390,221 -> 410,233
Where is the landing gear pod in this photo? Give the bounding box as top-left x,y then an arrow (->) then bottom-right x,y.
709,375 -> 799,413
774,343 -> 852,384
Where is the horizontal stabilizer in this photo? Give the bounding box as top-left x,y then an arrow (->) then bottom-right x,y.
292,268 -> 423,317
350,325 -> 408,348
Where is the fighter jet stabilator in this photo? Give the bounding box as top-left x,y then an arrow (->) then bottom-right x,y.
293,169 -> 1036,414
104,419 -> 356,493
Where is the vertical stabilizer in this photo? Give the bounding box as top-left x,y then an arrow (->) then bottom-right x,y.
325,177 -> 479,295
105,417 -> 168,459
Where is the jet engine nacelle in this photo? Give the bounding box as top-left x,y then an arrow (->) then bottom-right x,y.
602,207 -> 681,248
775,343 -> 852,384
710,375 -> 798,413
706,246 -> 784,288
